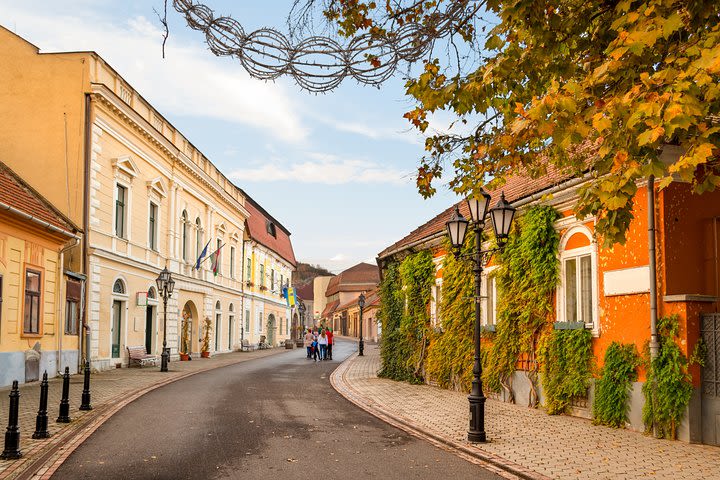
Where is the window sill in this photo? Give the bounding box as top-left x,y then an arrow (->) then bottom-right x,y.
553,321 -> 587,330
482,324 -> 496,333
21,333 -> 43,338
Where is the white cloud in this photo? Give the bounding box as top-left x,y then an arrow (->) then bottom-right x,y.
329,253 -> 347,262
228,152 -> 411,185
0,6 -> 308,143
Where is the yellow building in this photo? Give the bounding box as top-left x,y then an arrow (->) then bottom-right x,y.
0,26 -> 295,372
0,161 -> 82,386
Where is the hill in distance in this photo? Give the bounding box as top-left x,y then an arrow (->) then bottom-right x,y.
293,262 -> 334,288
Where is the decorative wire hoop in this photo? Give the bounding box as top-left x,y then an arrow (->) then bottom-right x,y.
173,0 -> 467,92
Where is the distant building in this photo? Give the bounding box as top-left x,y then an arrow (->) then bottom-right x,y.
322,263 -> 379,336
295,282 -> 315,329
313,275 -> 334,325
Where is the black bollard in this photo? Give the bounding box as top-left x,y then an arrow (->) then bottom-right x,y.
32,372 -> 51,439
0,380 -> 22,459
56,367 -> 71,423
79,361 -> 92,411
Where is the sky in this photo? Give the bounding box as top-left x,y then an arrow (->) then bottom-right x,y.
0,0 -> 466,273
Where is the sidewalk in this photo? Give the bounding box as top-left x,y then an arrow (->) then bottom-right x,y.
331,344 -> 720,480
0,347 -> 288,480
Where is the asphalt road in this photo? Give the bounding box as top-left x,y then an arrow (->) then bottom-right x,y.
52,340 -> 501,480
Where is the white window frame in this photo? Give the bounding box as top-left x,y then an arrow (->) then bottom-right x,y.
557,224 -> 599,335
481,265 -> 499,327
230,246 -> 236,279
430,278 -> 443,327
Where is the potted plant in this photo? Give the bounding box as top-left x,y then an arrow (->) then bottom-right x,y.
179,313 -> 191,361
200,317 -> 212,358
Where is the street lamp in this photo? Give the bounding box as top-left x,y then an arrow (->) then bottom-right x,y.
155,267 -> 175,372
298,301 -> 306,334
446,190 -> 515,443
358,292 -> 366,356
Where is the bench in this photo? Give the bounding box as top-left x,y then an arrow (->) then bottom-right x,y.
241,339 -> 256,352
127,346 -> 158,367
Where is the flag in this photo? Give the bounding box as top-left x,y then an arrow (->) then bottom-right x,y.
286,287 -> 296,307
209,243 -> 225,276
194,240 -> 211,270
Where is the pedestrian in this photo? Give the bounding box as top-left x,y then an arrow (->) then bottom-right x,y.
312,330 -> 320,361
304,329 -> 314,359
318,330 -> 328,360
326,328 -> 333,360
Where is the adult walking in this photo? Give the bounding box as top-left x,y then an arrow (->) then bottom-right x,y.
326,328 -> 334,360
318,330 -> 329,360
304,329 -> 314,359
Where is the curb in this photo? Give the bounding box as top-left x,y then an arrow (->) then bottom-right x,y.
329,355 -> 549,480
4,348 -> 288,480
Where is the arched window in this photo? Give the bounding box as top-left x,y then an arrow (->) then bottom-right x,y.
147,287 -> 157,299
229,303 -> 234,312
216,300 -> 221,310
181,210 -> 188,262
113,279 -> 126,294
195,218 -> 202,260
558,224 -> 598,333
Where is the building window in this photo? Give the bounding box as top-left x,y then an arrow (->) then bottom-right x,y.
271,269 -> 275,291
564,255 -> 593,325
113,279 -> 126,294
258,312 -> 263,332
266,220 -> 276,237
148,202 -> 158,250
181,210 -> 189,262
65,279 -> 82,335
115,184 -> 127,238
245,309 -> 250,332
486,274 -> 497,326
558,225 -> 597,330
246,258 -> 251,282
24,269 -> 41,334
230,246 -> 236,279
259,264 -> 265,288
430,282 -> 443,327
195,218 -> 202,259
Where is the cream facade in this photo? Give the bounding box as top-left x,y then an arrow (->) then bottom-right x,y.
0,27 -> 294,373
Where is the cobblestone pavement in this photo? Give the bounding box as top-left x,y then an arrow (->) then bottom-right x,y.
0,347 -> 288,479
331,344 -> 720,480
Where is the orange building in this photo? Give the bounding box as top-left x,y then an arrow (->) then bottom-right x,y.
377,163 -> 720,445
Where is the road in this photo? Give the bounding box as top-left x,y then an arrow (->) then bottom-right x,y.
52,340 -> 501,479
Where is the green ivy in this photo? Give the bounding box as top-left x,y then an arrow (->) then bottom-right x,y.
483,205 -> 561,405
378,251 -> 435,383
642,314 -> 695,440
592,342 -> 640,428
538,328 -> 594,415
425,234 -> 475,391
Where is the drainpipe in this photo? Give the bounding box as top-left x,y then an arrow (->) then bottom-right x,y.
82,93 -> 92,368
648,175 -> 660,359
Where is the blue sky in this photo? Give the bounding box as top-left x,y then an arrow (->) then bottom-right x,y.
1,0 -> 464,272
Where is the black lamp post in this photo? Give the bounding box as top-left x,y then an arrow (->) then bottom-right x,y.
446,190 -> 515,443
155,267 -> 175,372
358,293 -> 366,356
298,301 -> 306,334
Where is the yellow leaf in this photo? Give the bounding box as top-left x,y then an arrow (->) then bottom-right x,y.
637,126 -> 665,146
592,113 -> 612,132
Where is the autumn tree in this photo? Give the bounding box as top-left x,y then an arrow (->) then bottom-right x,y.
318,0 -> 720,245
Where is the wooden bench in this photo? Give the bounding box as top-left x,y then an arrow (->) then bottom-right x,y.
241,339 -> 256,352
127,346 -> 158,367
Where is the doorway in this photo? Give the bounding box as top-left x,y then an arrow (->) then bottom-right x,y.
145,305 -> 155,354
267,314 -> 276,346
111,300 -> 122,358
228,315 -> 234,350
215,313 -> 221,351
701,313 -> 720,445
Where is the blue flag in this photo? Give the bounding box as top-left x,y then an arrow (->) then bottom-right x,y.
194,240 -> 211,270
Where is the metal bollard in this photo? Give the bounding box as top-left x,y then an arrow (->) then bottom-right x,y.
0,380 -> 22,459
32,371 -> 51,439
56,367 -> 71,423
79,362 -> 92,411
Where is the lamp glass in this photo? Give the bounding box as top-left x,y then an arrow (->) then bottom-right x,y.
446,207 -> 469,249
490,192 -> 516,243
466,190 -> 491,224
167,278 -> 175,295
358,293 -> 366,309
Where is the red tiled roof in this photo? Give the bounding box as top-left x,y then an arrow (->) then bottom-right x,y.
321,299 -> 340,318
244,197 -> 297,267
0,161 -> 78,235
296,282 -> 314,301
377,162 -> 588,259
335,288 -> 380,312
325,262 -> 380,297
